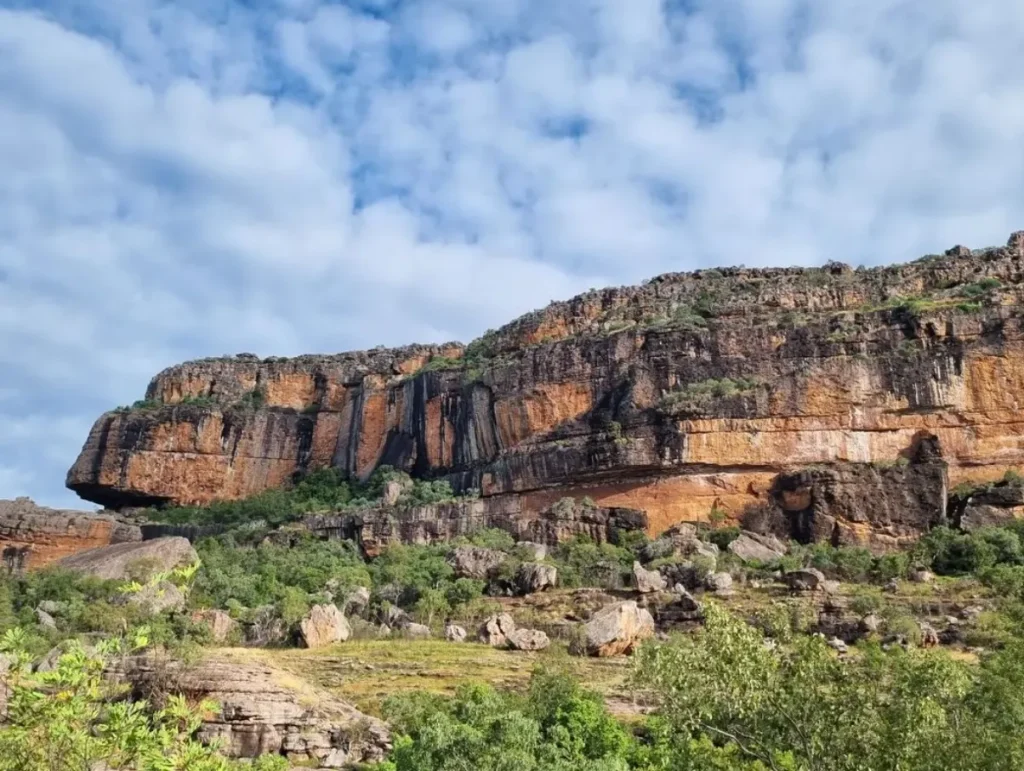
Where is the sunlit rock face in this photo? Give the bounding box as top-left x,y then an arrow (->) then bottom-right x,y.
67,233 -> 1024,546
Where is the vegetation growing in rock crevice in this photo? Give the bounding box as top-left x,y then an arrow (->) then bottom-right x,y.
138,466 -> 468,529
658,377 -> 762,416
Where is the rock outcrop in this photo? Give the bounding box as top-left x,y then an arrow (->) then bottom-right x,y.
299,604 -> 351,649
760,434 -> 949,548
447,546 -> 506,580
632,561 -> 667,593
307,498 -> 647,555
581,601 -> 655,657
192,609 -> 238,643
478,613 -> 517,647
0,498 -> 140,573
68,235 -> 1024,546
124,653 -> 390,767
516,562 -> 558,594
54,537 -> 197,581
728,532 -> 787,563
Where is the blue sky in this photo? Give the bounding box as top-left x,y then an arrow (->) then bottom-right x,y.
3,0 -> 1024,509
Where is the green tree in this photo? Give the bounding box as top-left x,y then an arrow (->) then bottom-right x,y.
632,603 -> 1024,771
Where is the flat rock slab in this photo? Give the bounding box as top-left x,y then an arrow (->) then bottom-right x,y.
55,537 -> 197,581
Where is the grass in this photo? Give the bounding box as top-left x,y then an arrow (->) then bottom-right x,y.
249,639 -> 631,717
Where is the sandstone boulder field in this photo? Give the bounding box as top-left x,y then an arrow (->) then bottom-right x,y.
62,232 -> 1024,548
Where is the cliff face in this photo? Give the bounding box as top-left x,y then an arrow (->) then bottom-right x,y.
0,498 -> 141,573
67,234 -> 1024,544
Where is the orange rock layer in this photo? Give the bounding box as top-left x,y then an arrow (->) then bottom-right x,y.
67,235 -> 1024,539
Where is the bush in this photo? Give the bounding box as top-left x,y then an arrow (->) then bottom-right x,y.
705,527 -> 740,551
915,527 -> 998,575
465,528 -> 516,551
632,603 -> 1024,771
550,536 -> 633,589
192,537 -> 371,612
872,552 -> 909,582
849,588 -> 884,616
381,667 -> 637,771
833,547 -> 875,582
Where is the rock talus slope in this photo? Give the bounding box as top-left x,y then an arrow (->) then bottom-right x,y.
67,234 -> 1024,545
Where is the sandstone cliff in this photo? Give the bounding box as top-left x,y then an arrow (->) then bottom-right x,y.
67,233 -> 1024,544
0,498 -> 140,572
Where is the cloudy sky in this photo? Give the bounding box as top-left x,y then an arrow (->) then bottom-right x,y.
3,0 -> 1024,509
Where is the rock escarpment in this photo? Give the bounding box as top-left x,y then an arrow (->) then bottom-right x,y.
68,234 -> 1024,545
306,497 -> 647,555
0,498 -> 140,573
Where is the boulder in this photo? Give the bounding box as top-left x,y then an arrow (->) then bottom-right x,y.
127,581 -> 186,614
122,654 -> 391,767
516,562 -> 558,594
582,601 -> 655,657
639,524 -> 717,563
299,604 -> 351,649
37,601 -> 64,616
478,613 -> 517,647
681,539 -> 720,562
784,568 -> 826,592
343,586 -> 371,617
728,532 -> 787,563
444,623 -> 467,642
658,560 -> 705,591
35,608 -> 56,629
827,637 -> 849,655
382,605 -> 411,629
632,561 -> 667,593
919,622 -> 940,648
55,538 -> 198,581
403,623 -> 431,639
860,614 -> 882,635
909,568 -> 936,584
382,479 -> 410,507
704,572 -> 734,593
653,588 -> 703,626
245,606 -> 287,647
507,628 -> 550,652
447,546 -> 506,580
192,609 -> 238,643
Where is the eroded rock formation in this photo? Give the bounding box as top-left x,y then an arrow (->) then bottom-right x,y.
67,234 -> 1024,544
0,498 -> 140,573
123,653 -> 390,767
307,497 -> 647,555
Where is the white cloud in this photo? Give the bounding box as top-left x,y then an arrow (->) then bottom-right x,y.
2,0 -> 1024,507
